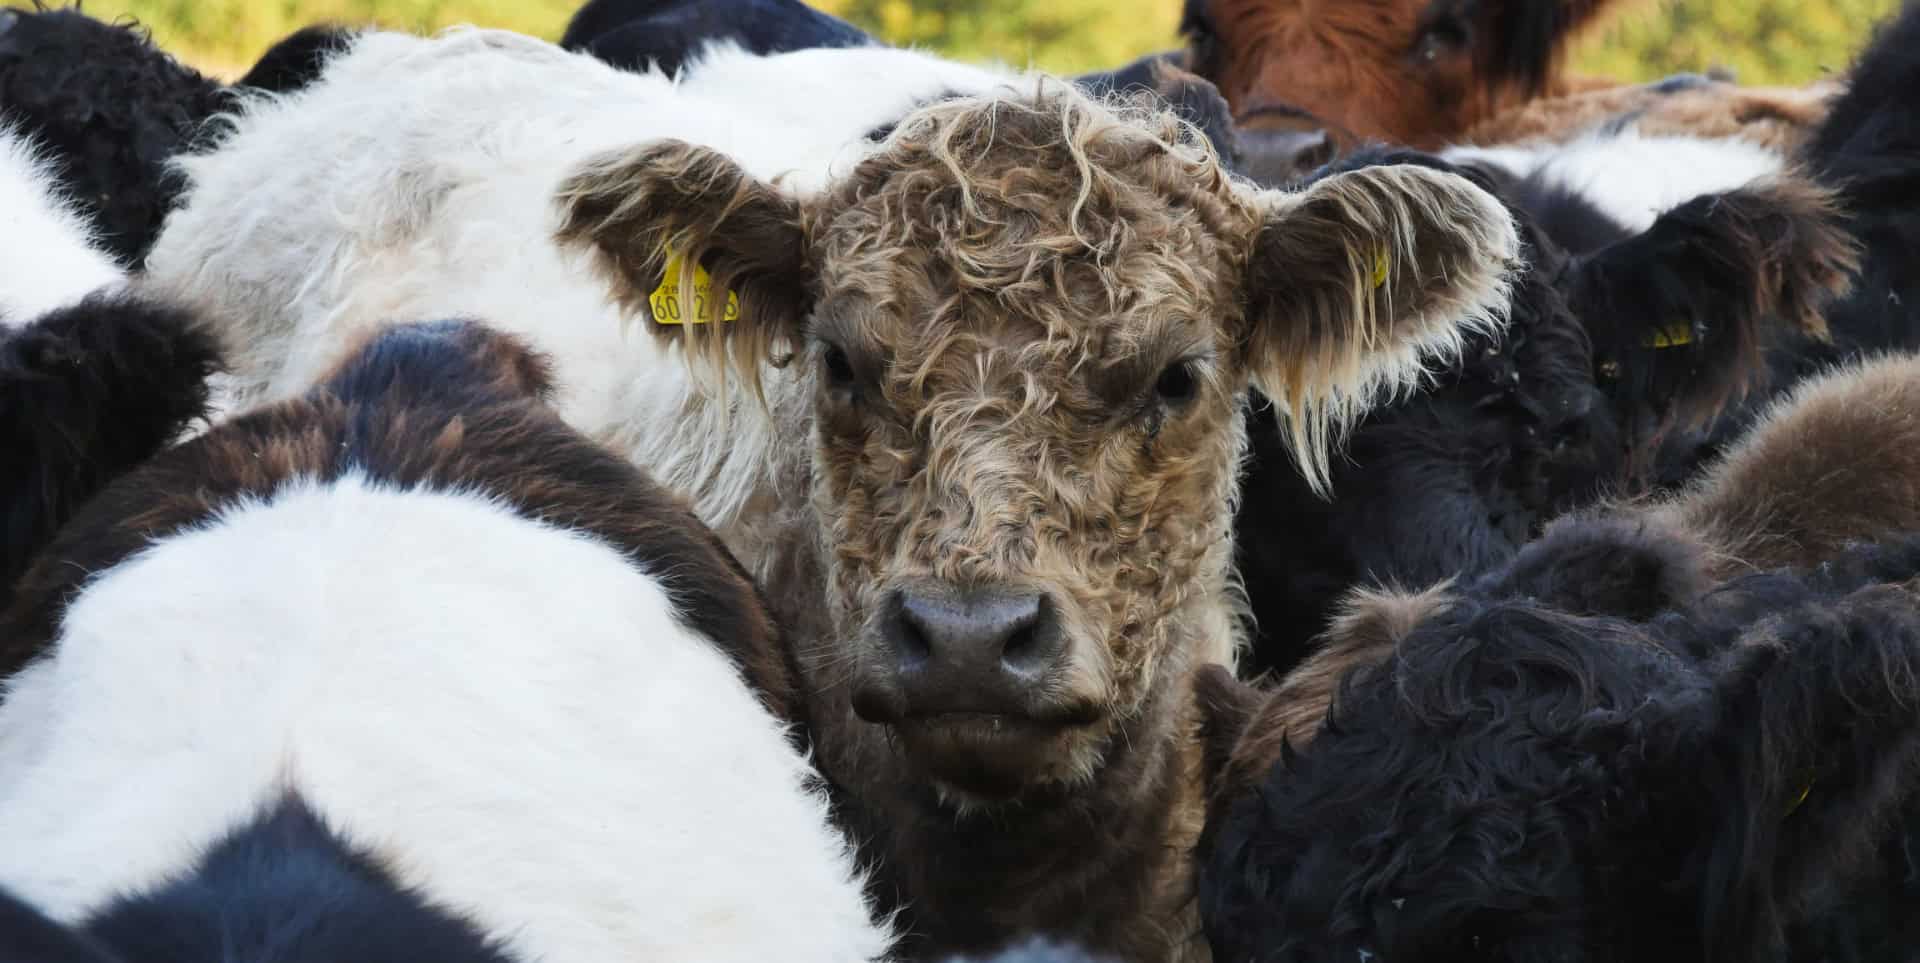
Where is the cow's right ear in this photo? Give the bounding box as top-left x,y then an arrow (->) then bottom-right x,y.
555,140 -> 813,384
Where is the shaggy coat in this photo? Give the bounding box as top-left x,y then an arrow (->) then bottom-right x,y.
1182,0 -> 1626,150
143,31 -> 1521,961
0,124 -> 218,609
0,6 -> 227,264
1197,351 -> 1920,963
0,319 -> 885,962
1233,140 -> 1854,677
0,122 -> 122,320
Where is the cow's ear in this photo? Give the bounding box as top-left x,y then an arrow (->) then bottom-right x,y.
1649,582 -> 1920,962
1240,163 -> 1518,491
555,140 -> 812,386
1566,176 -> 1857,436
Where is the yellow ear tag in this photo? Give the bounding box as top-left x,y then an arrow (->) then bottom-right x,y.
1370,246 -> 1390,291
1644,322 -> 1694,349
649,251 -> 740,325
1785,780 -> 1813,817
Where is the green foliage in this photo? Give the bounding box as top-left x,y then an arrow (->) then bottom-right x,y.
81,0 -> 1896,85
1572,0 -> 1899,85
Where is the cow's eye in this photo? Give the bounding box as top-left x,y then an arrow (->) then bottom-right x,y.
822,343 -> 856,389
1154,360 -> 1200,407
1415,17 -> 1471,63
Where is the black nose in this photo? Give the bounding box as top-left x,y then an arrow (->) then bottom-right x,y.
864,581 -> 1067,720
1237,127 -> 1337,185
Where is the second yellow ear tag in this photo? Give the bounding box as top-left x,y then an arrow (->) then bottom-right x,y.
649,251 -> 740,325
1645,322 -> 1695,348
1370,246 -> 1390,291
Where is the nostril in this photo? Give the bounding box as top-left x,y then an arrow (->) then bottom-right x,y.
997,596 -> 1056,678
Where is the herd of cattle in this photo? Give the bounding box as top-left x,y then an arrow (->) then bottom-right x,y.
2,0 -> 1920,959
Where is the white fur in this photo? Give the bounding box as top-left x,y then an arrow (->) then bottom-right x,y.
1444,129 -> 1786,233
0,124 -> 125,324
143,30 -> 1009,545
0,476 -> 891,963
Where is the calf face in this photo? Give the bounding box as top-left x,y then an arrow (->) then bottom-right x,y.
1182,0 -> 1625,150
557,80 -> 1518,801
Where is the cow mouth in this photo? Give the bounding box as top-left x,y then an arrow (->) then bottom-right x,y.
891,708 -> 1104,800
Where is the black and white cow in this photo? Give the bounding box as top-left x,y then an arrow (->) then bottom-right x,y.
0,319 -> 889,962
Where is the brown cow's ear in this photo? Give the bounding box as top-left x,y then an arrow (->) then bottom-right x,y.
555,140 -> 812,389
1241,163 -> 1518,492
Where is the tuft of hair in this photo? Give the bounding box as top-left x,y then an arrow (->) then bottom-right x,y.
1,292 -> 222,606
1567,174 -> 1859,439
235,23 -> 360,94
0,5 -> 230,265
1659,351 -> 1920,573
553,139 -> 811,402
1249,163 -> 1521,492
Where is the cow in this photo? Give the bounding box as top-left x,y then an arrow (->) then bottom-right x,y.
1232,129 -> 1856,677
0,7 -> 363,265
0,122 -> 219,608
1196,350 -> 1920,963
141,29 -> 1521,960
0,318 -> 889,963
1180,0 -> 1629,151
555,0 -> 1247,174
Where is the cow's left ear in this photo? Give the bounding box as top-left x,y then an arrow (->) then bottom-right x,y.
1240,163 -> 1518,490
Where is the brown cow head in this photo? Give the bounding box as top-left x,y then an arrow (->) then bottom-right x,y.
556,78 -> 1518,804
1183,0 -> 1628,151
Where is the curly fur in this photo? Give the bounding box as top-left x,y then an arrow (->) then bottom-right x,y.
0,291 -> 220,611
1202,531 -> 1920,963
1233,145 -> 1852,678
0,5 -> 228,265
1200,347 -> 1920,963
234,23 -> 359,94
1182,0 -> 1631,149
147,31 -> 1514,959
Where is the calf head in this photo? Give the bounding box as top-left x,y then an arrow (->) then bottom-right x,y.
1199,523 -> 1920,963
1182,0 -> 1625,152
557,79 -> 1518,803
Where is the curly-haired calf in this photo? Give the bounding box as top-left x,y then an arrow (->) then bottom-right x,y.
144,31 -> 1517,959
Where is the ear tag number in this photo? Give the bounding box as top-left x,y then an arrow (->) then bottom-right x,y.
649,251 -> 740,325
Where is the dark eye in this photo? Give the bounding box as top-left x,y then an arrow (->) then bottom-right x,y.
1154,361 -> 1199,406
1415,18 -> 1470,63
822,343 -> 856,388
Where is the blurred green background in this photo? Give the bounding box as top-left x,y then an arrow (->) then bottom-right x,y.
79,0 -> 1900,84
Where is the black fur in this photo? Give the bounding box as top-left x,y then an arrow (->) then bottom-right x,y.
235,23 -> 357,95
1235,144 -> 1844,678
559,0 -> 871,76
1651,1 -> 1920,487
0,796 -> 513,963
0,292 -> 221,610
0,5 -> 228,265
1202,524 -> 1920,963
